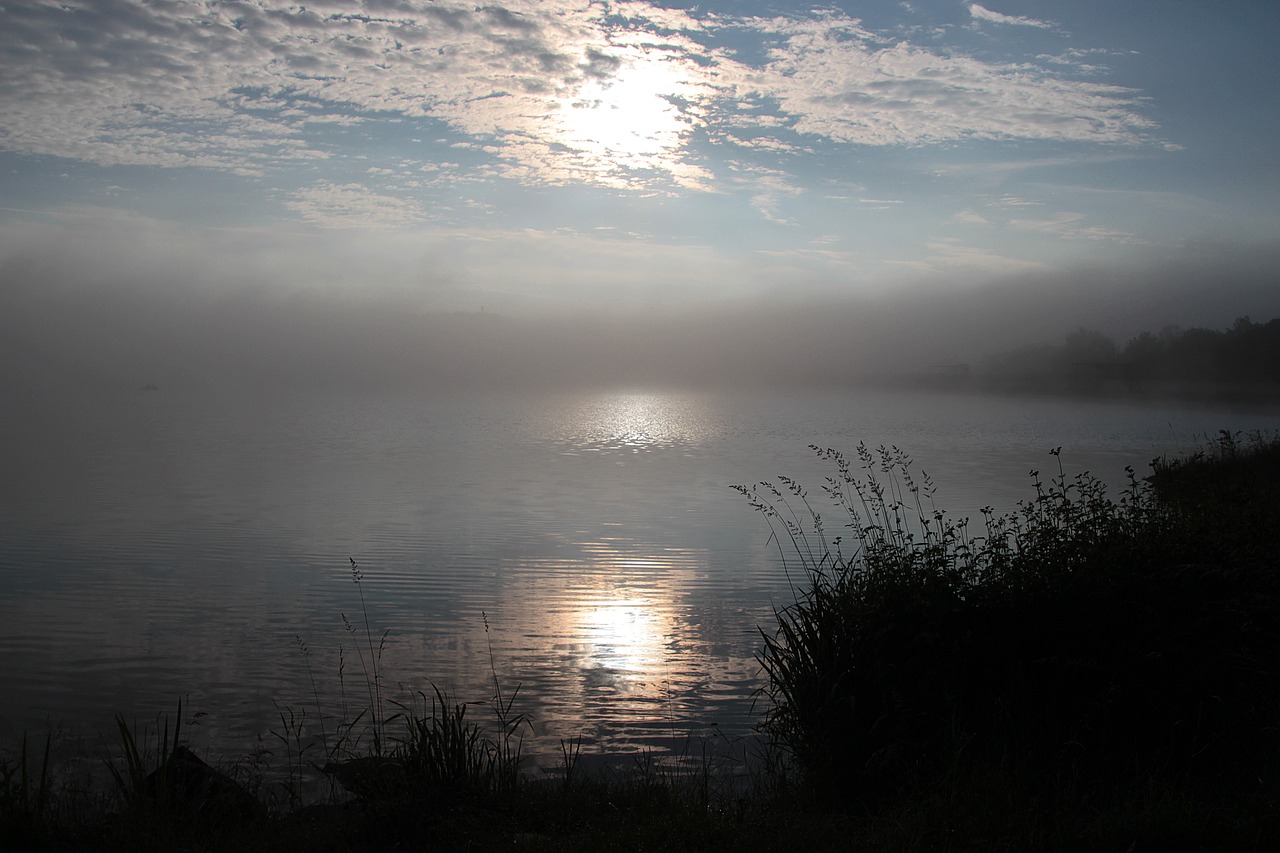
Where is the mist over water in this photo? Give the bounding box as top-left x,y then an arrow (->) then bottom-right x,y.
5,233 -> 1280,406
4,383 -> 1277,769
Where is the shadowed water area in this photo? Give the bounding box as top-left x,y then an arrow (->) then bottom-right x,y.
3,388 -> 1278,777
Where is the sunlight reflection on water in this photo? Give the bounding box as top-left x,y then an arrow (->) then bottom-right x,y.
547,391 -> 726,454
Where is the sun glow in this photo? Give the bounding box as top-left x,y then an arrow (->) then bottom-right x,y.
555,55 -> 697,172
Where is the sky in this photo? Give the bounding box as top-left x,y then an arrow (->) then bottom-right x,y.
3,0 -> 1280,392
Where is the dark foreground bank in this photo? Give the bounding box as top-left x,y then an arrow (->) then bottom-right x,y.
4,432 -> 1280,851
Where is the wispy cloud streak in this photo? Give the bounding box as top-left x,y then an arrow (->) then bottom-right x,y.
968,3 -> 1058,31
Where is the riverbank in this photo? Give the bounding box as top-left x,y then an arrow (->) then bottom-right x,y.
4,432 -> 1279,851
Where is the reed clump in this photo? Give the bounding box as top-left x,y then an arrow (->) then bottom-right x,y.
738,433 -> 1280,818
267,567 -> 532,813
0,731 -> 53,849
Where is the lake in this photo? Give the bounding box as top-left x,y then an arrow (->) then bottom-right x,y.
2,386 -> 1277,776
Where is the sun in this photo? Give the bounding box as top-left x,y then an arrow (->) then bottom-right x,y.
555,55 -> 694,172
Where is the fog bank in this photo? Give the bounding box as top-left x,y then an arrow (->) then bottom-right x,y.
4,239 -> 1280,409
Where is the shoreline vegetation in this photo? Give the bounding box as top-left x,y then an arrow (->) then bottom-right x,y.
4,433 -> 1280,851
876,316 -> 1280,406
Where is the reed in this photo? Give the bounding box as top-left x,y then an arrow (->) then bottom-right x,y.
343,558 -> 390,758
386,681 -> 529,799
105,698 -> 184,813
336,610 -> 531,803
0,731 -> 52,841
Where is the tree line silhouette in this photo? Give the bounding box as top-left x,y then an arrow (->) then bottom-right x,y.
973,316 -> 1280,400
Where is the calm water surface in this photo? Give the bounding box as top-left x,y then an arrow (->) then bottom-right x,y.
2,387 -> 1277,771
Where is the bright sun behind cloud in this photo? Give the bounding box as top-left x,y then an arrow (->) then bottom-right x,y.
555,55 -> 695,173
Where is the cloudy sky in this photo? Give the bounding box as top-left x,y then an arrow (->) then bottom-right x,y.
2,0 -> 1279,389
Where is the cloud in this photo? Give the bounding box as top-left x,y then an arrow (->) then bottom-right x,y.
951,209 -> 991,226
911,238 -> 1049,274
968,4 -> 1057,31
996,196 -> 1042,207
0,1 -> 1162,202
739,16 -> 1152,147
1009,212 -> 1141,244
0,0 -> 732,191
284,182 -> 428,228
1036,47 -> 1124,75
934,152 -> 1138,179
721,161 -> 805,224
